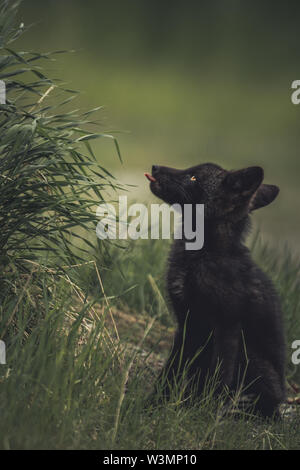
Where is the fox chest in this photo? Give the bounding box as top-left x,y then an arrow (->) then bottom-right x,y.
167,255 -> 245,317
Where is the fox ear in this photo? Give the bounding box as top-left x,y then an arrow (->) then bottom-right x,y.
250,184 -> 279,211
224,166 -> 264,194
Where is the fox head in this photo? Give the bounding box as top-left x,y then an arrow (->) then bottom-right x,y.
145,163 -> 279,221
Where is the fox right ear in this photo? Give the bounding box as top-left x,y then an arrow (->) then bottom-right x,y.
250,184 -> 279,211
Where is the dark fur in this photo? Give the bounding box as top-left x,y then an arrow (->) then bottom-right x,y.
147,163 -> 286,418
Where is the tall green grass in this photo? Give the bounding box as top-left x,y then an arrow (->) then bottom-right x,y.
252,238 -> 300,383
0,0 -> 123,340
0,0 -> 122,266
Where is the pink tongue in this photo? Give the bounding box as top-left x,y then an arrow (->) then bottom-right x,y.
144,172 -> 156,182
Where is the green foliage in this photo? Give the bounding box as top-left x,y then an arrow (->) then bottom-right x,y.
0,0 -> 121,270
89,237 -> 170,321
252,238 -> 300,382
1,257 -> 300,450
0,0 -> 125,348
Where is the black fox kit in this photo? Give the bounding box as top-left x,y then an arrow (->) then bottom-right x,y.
145,163 -> 286,418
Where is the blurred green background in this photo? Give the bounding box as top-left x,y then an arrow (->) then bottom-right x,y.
17,0 -> 300,251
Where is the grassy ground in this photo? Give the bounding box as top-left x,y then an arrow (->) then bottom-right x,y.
1,236 -> 300,450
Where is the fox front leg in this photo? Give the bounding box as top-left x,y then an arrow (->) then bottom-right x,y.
210,323 -> 241,393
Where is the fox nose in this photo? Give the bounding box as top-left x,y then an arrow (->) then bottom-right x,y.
152,165 -> 160,175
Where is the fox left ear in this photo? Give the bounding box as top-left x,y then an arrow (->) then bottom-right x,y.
250,184 -> 279,211
224,166 -> 264,194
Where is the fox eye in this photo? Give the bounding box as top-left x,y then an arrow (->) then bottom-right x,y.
190,176 -> 197,181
